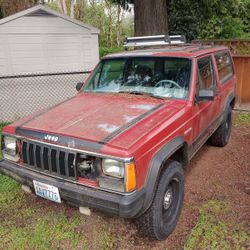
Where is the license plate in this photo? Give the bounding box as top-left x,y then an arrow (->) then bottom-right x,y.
33,180 -> 61,203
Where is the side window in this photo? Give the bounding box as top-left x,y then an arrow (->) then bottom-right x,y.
215,52 -> 234,83
197,56 -> 216,90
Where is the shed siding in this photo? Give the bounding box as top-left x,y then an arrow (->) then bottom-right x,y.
0,38 -> 9,74
0,15 -> 99,75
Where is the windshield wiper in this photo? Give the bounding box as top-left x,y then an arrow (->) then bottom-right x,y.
118,90 -> 165,99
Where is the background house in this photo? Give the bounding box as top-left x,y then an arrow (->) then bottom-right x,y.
0,5 -> 100,121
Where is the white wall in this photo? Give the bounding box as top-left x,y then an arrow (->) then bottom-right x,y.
0,16 -> 99,75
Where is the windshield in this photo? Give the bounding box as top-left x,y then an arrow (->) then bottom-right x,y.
83,57 -> 192,99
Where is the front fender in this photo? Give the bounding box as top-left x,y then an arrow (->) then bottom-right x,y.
139,136 -> 185,215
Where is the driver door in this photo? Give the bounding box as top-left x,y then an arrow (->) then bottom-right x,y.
191,55 -> 221,153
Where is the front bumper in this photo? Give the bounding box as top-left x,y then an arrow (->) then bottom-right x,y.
0,159 -> 145,218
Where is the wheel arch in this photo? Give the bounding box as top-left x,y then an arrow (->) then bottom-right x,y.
224,92 -> 235,113
140,136 -> 186,215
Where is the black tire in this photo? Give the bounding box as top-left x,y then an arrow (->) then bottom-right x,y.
210,108 -> 232,147
136,160 -> 184,240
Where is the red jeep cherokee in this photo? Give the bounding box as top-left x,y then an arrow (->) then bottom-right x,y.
0,41 -> 236,240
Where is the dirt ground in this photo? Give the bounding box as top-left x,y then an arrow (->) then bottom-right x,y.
0,113 -> 249,249
100,113 -> 250,249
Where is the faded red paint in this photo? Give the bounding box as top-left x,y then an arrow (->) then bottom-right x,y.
2,125 -> 15,135
11,93 -> 168,144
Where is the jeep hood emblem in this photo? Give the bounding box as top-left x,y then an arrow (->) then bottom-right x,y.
44,134 -> 59,142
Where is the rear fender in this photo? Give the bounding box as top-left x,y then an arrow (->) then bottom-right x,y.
224,92 -> 235,112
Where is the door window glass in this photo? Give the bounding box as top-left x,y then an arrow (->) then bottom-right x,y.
215,52 -> 234,83
197,56 -> 215,90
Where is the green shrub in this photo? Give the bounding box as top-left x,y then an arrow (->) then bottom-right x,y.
100,47 -> 123,58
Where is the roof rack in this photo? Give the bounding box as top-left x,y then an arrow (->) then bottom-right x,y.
124,35 -> 186,49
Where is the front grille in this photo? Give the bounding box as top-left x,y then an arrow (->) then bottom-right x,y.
21,140 -> 77,180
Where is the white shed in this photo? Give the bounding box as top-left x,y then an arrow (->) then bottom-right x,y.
0,5 -> 100,75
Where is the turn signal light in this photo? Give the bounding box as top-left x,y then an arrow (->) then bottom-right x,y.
125,163 -> 137,192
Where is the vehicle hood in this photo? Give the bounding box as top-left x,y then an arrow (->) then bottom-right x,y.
12,93 -> 184,152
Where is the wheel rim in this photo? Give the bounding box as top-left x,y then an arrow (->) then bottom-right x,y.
163,188 -> 173,210
225,120 -> 229,130
162,178 -> 180,224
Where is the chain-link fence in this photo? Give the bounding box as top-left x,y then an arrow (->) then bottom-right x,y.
0,71 -> 90,122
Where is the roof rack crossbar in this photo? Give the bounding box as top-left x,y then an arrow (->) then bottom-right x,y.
124,35 -> 186,48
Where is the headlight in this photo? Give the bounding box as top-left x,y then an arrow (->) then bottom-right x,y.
2,136 -> 18,162
102,159 -> 124,178
4,136 -> 17,154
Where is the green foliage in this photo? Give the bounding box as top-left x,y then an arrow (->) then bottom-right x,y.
100,46 -> 122,57
82,1 -> 133,47
198,0 -> 250,39
1,0 -> 249,41
184,200 -> 249,249
168,0 -> 201,41
46,0 -> 61,13
47,0 -> 133,48
169,0 -> 250,40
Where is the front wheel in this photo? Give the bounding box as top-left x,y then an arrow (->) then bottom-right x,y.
136,160 -> 184,240
210,108 -> 232,147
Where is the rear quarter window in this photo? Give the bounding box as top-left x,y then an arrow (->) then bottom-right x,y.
215,52 -> 234,84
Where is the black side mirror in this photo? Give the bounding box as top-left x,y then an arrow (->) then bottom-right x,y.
197,89 -> 214,101
76,82 -> 84,91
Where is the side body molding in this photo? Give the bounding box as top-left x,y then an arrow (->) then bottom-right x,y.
140,136 -> 185,214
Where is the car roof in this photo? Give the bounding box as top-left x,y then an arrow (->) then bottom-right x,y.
103,45 -> 229,59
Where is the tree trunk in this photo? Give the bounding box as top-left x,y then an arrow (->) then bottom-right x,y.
105,0 -> 113,48
116,4 -> 123,46
58,0 -> 67,15
70,0 -> 75,19
134,0 -> 168,36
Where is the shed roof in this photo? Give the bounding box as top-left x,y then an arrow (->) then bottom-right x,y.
0,5 -> 100,34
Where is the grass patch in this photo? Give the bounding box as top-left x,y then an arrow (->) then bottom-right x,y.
184,200 -> 249,250
0,174 -> 23,210
0,205 -> 115,250
0,174 -> 115,250
0,212 -> 81,250
235,112 -> 250,127
93,225 -> 115,250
